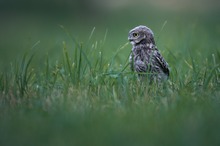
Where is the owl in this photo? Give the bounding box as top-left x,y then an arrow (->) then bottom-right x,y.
128,25 -> 169,82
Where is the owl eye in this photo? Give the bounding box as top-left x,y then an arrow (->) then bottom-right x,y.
133,33 -> 139,37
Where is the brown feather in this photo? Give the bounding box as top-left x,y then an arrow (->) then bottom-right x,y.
128,25 -> 169,81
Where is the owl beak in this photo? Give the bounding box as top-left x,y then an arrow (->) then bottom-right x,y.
128,38 -> 134,44
128,37 -> 135,45
128,36 -> 133,42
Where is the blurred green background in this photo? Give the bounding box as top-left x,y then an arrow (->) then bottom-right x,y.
1,0 -> 220,70
0,1 -> 220,146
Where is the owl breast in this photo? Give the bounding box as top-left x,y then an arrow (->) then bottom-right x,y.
129,45 -> 169,81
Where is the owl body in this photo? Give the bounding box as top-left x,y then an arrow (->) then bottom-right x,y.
128,25 -> 169,82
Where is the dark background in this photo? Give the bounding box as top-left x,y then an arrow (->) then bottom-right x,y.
0,0 -> 220,70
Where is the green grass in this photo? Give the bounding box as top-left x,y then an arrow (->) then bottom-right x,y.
0,17 -> 220,146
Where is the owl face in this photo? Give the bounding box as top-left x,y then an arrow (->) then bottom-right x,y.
128,25 -> 154,45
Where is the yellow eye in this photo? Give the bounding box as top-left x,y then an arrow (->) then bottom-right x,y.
133,33 -> 139,37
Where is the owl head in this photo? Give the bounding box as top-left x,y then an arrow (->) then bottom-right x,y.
128,25 -> 155,45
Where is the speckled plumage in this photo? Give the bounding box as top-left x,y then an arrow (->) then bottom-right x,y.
128,25 -> 169,82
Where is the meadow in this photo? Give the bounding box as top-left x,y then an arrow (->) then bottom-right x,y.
0,1 -> 220,146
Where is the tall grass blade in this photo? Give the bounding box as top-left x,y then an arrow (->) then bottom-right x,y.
15,52 -> 34,96
77,44 -> 82,83
109,42 -> 129,69
88,27 -> 96,41
156,20 -> 167,43
63,41 -> 73,82
203,65 -> 220,88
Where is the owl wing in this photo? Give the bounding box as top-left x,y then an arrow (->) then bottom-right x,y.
154,51 -> 169,76
135,60 -> 148,73
129,52 -> 148,73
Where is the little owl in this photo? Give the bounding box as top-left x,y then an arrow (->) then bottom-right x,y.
128,25 -> 169,82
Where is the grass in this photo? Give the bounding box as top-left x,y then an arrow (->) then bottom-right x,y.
0,19 -> 220,146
